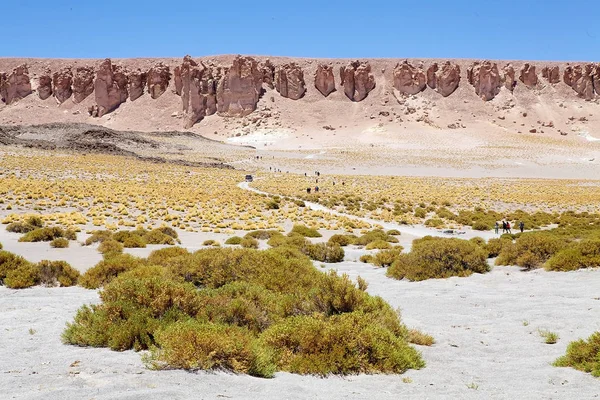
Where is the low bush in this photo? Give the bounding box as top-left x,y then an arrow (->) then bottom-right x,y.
4,263 -> 39,289
495,232 -> 568,270
370,247 -> 404,268
359,254 -> 373,263
240,238 -> 259,249
97,239 -> 124,255
327,234 -> 356,247
37,260 -> 79,287
407,329 -> 435,346
79,253 -> 146,289
146,247 -> 190,266
0,250 -> 32,286
303,243 -> 345,263
425,218 -> 444,228
202,240 -> 217,246
545,239 -> 600,271
387,229 -> 401,236
245,230 -> 281,240
225,236 -> 243,245
485,238 -> 511,258
84,230 -> 113,246
365,240 -> 392,250
554,332 -> 600,377
50,238 -> 69,248
290,225 -> 322,238
354,230 -> 398,246
6,216 -> 44,234
387,237 -> 489,281
19,227 -> 75,243
144,229 -> 176,245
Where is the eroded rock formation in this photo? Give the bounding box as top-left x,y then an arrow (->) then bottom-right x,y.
467,61 -> 502,101
542,66 -> 560,84
38,69 -> 53,100
275,63 -> 306,100
179,55 -> 218,128
393,61 -> 426,96
91,59 -> 128,117
519,63 -> 538,88
261,60 -> 275,89
503,64 -> 516,91
147,63 -> 170,99
72,66 -> 95,103
216,55 -> 262,116
128,69 -> 147,101
564,64 -> 595,100
174,66 -> 183,95
0,65 -> 32,105
426,61 -> 460,97
314,64 -> 336,97
52,68 -> 73,104
340,61 -> 375,101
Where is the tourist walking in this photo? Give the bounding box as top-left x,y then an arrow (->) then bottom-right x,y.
519,221 -> 524,233
502,220 -> 507,233
495,222 -> 499,234
506,221 -> 512,234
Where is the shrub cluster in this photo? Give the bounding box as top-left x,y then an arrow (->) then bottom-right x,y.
267,233 -> 344,263
290,225 -> 322,238
0,252 -> 79,289
387,237 -> 489,281
554,332 -> 600,377
19,226 -> 77,243
6,216 -> 44,234
354,229 -> 399,246
85,227 -> 180,250
495,232 -> 568,270
63,247 -> 425,377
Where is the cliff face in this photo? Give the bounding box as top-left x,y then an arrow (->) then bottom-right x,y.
0,55 -> 599,130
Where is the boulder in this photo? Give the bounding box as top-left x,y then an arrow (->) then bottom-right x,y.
0,65 -> 32,104
426,61 -> 460,97
393,60 -> 426,95
275,63 -> 306,100
128,69 -> 147,101
595,64 -> 600,96
147,63 -> 170,99
37,69 -> 53,100
541,66 -> 560,84
314,64 -> 335,97
564,64 -> 595,100
216,55 -> 263,117
339,61 -> 375,101
467,61 -> 502,101
519,63 -> 538,87
52,68 -> 73,104
502,64 -> 516,91
180,55 -> 218,128
72,66 -> 95,103
261,59 -> 275,89
93,59 -> 128,117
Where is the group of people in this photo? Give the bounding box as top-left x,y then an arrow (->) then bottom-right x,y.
495,220 -> 525,234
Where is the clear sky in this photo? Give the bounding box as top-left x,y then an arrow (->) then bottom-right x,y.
4,0 -> 600,61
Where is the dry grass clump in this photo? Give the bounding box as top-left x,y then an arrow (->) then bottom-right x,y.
240,238 -> 259,249
245,230 -> 281,240
354,229 -> 399,246
365,240 -> 392,250
387,237 -> 489,281
97,239 -> 124,255
62,247 -> 425,377
50,237 -> 69,248
327,234 -> 357,247
290,225 -> 322,238
225,236 -> 243,245
554,332 -> 600,377
407,329 -> 435,346
267,234 -> 345,263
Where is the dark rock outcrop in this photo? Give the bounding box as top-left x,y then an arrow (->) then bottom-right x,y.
275,63 -> 306,100
72,66 -> 95,103
216,55 -> 262,117
147,63 -> 170,99
393,60 -> 426,95
467,61 -> 502,101
180,55 -> 218,128
0,65 -> 32,105
38,69 -> 53,100
519,63 -> 538,88
128,69 -> 146,101
564,64 -> 595,100
314,64 -> 336,97
52,68 -> 73,104
92,59 -> 128,117
426,61 -> 460,97
502,64 -> 516,91
339,61 -> 375,101
174,66 -> 182,95
542,66 -> 560,84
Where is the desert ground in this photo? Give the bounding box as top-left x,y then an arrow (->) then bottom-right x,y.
1,56 -> 600,398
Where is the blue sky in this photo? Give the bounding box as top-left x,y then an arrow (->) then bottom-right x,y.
4,0 -> 599,60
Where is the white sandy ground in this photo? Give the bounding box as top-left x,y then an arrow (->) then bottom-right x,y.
1,184 -> 600,399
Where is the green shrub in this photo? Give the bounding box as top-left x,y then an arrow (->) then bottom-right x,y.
4,263 -> 39,289
148,320 -> 276,377
147,247 -> 190,266
260,312 -> 424,376
425,218 -> 444,228
79,253 -> 146,289
202,239 -> 216,246
290,225 -> 322,238
241,238 -> 259,249
0,250 -> 32,285
7,222 -> 37,233
97,239 -> 124,255
85,230 -> 113,246
485,238 -> 511,258
19,227 -> 69,242
365,240 -> 391,250
545,239 -> 600,271
360,254 -> 373,263
303,243 -> 345,263
155,226 -> 179,240
144,229 -> 176,245
123,235 -> 147,248
554,332 -> 600,377
371,247 -> 404,268
387,237 -> 489,281
225,236 -> 243,245
354,230 -> 398,246
327,234 -> 356,247
50,237 -> 69,248
245,230 -> 281,240
414,208 -> 427,218
495,232 -> 567,270
37,260 -> 79,287
0,242 -> 2,250
387,229 -> 401,236
472,221 -> 491,231
407,329 -> 435,346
